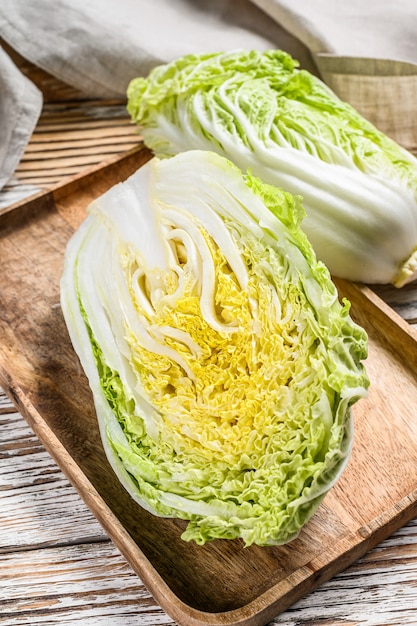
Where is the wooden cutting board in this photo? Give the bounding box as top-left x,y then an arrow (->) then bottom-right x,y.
1,145 -> 417,626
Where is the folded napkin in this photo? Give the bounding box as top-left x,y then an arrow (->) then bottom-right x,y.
0,46 -> 42,191
0,0 -> 316,98
0,0 -> 416,192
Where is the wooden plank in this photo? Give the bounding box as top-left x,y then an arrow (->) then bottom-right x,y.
16,151 -> 139,171
24,141 -> 140,156
1,93 -> 141,192
371,281 -> 417,326
0,405 -> 106,551
0,541 -> 174,626
33,119 -> 134,132
31,125 -> 137,143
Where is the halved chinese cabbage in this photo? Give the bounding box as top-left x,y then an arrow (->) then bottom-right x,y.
60,150 -> 368,546
127,49 -> 417,287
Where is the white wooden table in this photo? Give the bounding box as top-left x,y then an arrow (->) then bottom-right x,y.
1,56 -> 417,626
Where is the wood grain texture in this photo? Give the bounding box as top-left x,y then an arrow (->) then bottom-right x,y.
2,148 -> 417,625
6,101 -> 141,187
371,281 -> 417,326
0,410 -> 106,552
1,544 -> 169,626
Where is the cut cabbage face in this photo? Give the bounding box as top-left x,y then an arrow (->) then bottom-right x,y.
127,49 -> 417,287
61,150 -> 368,546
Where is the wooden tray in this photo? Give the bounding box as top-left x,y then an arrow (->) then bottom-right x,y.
1,145 -> 417,626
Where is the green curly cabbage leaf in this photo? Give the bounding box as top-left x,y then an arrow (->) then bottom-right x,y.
61,150 -> 368,546
127,49 -> 417,287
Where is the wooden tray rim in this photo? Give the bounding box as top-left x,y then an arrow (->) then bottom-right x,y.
2,148 -> 417,626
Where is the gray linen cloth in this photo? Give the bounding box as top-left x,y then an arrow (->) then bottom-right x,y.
0,0 -> 416,191
0,0 -> 313,191
0,46 -> 42,191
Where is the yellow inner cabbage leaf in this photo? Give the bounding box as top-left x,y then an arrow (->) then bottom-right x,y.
126,225 -> 322,466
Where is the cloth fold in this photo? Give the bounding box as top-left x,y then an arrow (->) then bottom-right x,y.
251,0 -> 417,64
1,0 -> 416,192
0,46 -> 42,191
0,0 -> 314,98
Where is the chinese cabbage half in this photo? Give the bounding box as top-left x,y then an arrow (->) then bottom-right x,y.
60,150 -> 368,546
127,49 -> 417,287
